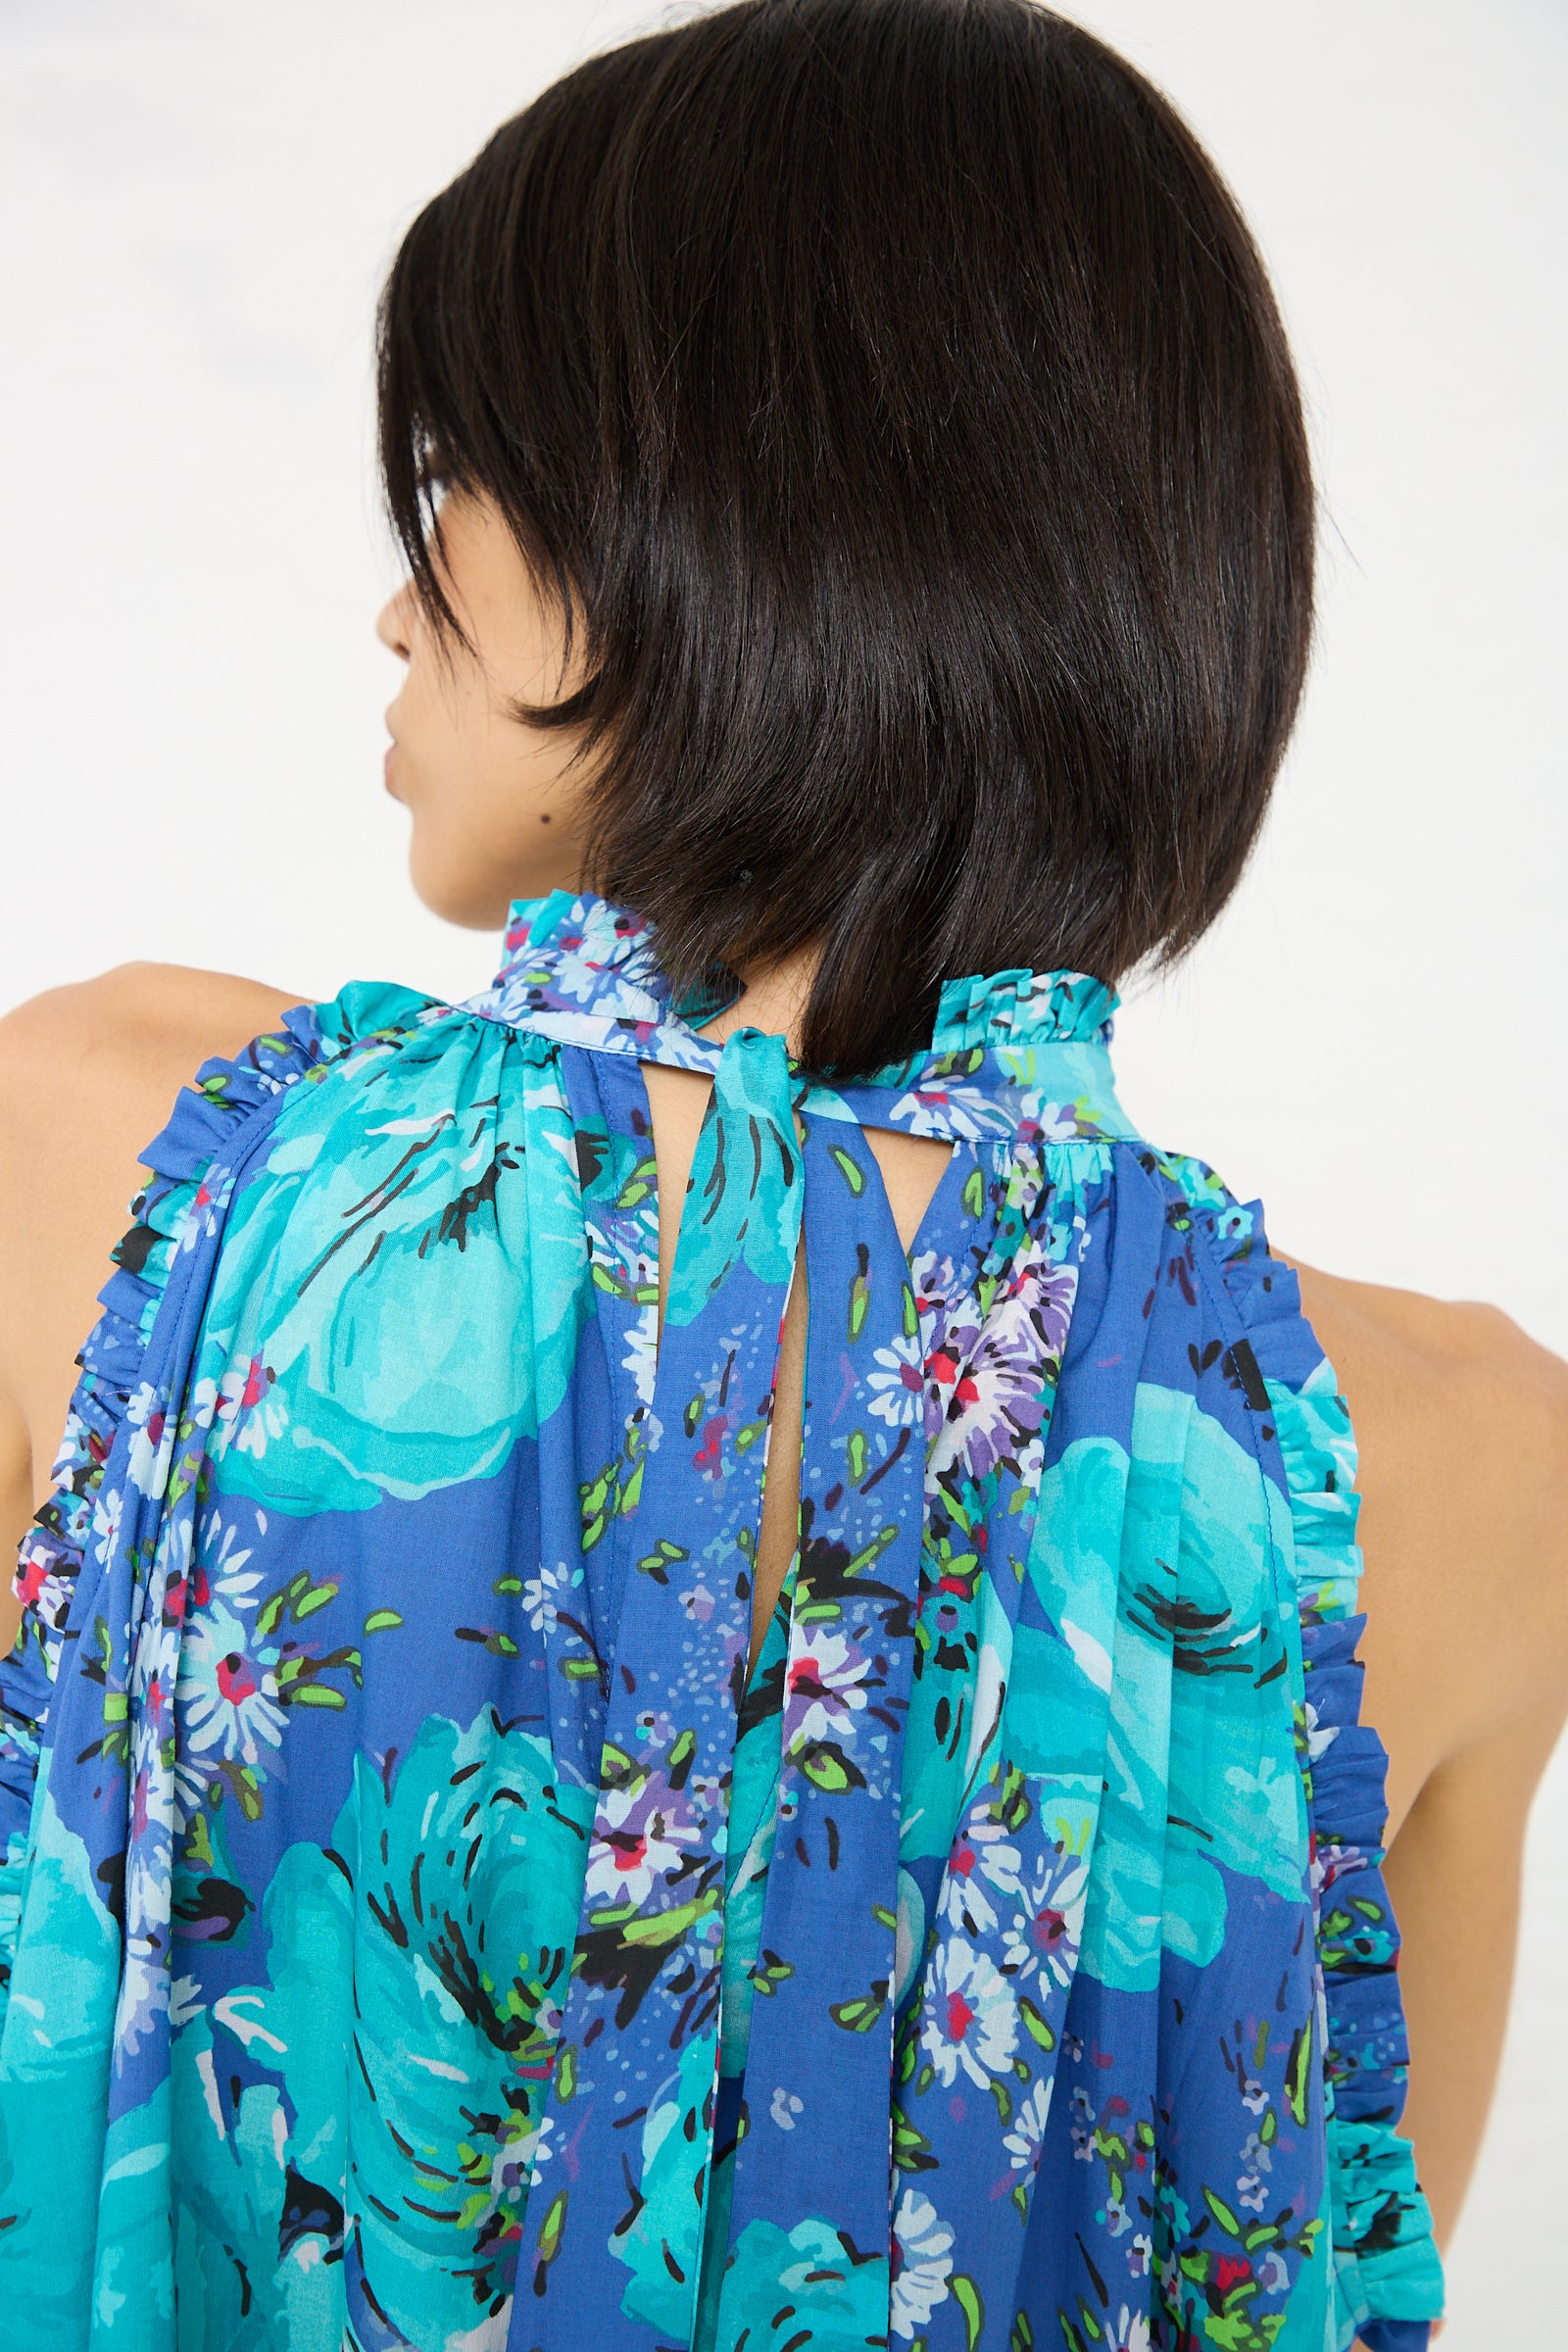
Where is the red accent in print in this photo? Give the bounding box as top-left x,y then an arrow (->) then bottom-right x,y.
945,1991 -> 976,2043
217,1653 -> 258,1705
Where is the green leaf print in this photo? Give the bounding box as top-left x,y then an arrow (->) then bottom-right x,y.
1016,1993 -> 1054,2049
535,2186 -> 567,2266
828,1980 -> 888,2033
615,1150 -> 659,1210
453,1626 -> 520,1659
953,2274 -> 986,2352
274,1644 -> 363,1705
829,1144 -> 866,1195
849,1263 -> 871,1341
1285,2016 -> 1312,2127
636,1539 -> 690,1584
796,1739 -> 866,1793
747,1949 -> 795,1996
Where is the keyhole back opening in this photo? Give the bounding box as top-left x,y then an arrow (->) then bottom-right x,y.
638,1058 -> 955,1675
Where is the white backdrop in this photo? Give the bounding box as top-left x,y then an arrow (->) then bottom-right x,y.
3,0 -> 1563,2331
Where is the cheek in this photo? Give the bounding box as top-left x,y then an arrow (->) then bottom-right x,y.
390,658 -> 493,836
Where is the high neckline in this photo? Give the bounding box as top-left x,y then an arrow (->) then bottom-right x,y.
483,889 -> 1118,1055
465,889 -> 1135,1146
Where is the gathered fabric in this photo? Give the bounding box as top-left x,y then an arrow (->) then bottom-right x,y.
0,892 -> 1442,2351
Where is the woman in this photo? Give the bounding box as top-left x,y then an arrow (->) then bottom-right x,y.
0,3 -> 1561,2346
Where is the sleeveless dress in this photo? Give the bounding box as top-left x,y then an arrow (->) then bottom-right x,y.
0,891 -> 1443,2352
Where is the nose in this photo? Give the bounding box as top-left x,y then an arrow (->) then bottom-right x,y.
376,581 -> 416,662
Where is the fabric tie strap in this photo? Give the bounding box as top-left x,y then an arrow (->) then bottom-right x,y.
519,1026 -> 805,2345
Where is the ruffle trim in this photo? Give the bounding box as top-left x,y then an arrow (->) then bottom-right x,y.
928,963 -> 1118,1052
0,1001 -> 339,1954
1180,1169 -> 1445,2352
6,982 -> 448,1692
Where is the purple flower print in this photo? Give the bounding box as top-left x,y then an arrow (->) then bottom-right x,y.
583,1767 -> 703,1910
867,1332 -> 927,1428
908,1249 -> 983,1444
929,1242 -> 1078,1485
783,1624 -> 873,1748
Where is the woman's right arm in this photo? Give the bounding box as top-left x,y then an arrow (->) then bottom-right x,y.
0,963 -> 308,1654
0,1393 -> 26,1635
1294,1260 -> 1568,2251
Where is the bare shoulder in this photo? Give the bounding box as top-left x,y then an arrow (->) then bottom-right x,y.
1290,1257 -> 1568,1543
0,964 -> 308,1584
1293,1255 -> 1568,1440
0,962 -> 308,1271
0,959 -> 306,1122
1287,1255 -> 1568,1827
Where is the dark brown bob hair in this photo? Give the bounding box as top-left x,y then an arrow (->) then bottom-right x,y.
379,0 -> 1313,1077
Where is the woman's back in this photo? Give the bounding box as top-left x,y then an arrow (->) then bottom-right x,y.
0,892 -> 1451,2348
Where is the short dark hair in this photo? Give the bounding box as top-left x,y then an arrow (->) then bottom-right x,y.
378,0 -> 1313,1077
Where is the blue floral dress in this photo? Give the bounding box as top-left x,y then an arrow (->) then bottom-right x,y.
0,893 -> 1443,2352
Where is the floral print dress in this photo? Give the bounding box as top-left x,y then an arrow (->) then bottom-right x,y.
0,892 -> 1443,2352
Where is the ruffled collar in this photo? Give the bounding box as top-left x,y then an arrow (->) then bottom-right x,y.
467,888 -> 1136,1144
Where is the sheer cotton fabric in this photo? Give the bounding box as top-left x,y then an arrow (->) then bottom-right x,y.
0,892 -> 1443,2351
